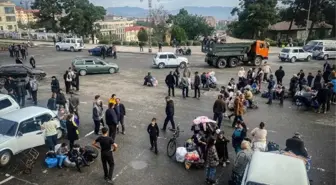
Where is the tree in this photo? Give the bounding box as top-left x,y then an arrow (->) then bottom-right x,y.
229,0 -> 278,39
149,6 -> 170,42
17,20 -> 26,29
31,0 -> 63,32
137,28 -> 148,42
170,25 -> 187,42
168,9 -> 215,40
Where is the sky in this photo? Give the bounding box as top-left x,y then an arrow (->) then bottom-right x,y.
89,0 -> 239,10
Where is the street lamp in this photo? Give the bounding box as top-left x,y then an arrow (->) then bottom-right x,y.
20,0 -> 34,42
140,0 -> 159,53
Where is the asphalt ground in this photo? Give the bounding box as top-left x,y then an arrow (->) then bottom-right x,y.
0,48 -> 335,185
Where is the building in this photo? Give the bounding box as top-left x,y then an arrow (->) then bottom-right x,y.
15,6 -> 39,24
204,16 -> 216,28
0,1 -> 17,31
124,26 -> 149,42
96,19 -> 135,41
268,21 -> 332,40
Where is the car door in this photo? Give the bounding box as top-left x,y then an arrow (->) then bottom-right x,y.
167,54 -> 178,66
94,59 -> 107,73
158,54 -> 168,65
292,49 -> 299,59
64,39 -> 71,50
84,60 -> 96,73
16,118 -> 45,152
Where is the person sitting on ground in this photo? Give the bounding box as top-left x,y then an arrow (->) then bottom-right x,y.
285,132 -> 308,158
143,72 -> 153,86
56,143 -> 69,168
231,140 -> 253,184
244,87 -> 253,108
69,144 -> 89,172
227,78 -> 236,92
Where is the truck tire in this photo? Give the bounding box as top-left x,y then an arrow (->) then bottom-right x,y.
216,58 -> 227,69
253,56 -> 263,66
228,57 -> 239,68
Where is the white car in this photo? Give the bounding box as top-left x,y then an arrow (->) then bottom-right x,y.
55,38 -> 84,52
279,47 -> 312,63
0,94 -> 20,116
153,52 -> 189,69
0,106 -> 63,167
241,152 -> 310,185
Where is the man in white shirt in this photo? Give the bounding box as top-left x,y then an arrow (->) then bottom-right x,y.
41,116 -> 59,151
262,62 -> 272,82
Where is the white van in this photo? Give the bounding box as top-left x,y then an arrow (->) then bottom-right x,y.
0,94 -> 20,116
303,40 -> 336,52
311,45 -> 336,60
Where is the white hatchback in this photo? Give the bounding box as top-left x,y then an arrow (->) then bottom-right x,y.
0,106 -> 63,167
0,94 -> 20,116
279,47 -> 312,63
153,52 -> 189,69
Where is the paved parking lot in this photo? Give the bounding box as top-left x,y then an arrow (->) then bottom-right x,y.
0,48 -> 335,185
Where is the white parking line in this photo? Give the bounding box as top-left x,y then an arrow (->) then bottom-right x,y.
85,131 -> 94,137
0,176 -> 14,184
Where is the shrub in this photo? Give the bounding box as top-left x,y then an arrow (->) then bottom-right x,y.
99,40 -> 109,44
151,41 -> 158,47
192,41 -> 201,46
139,41 -> 147,46
112,40 -> 121,45
265,38 -> 277,47
83,39 -> 90,44
162,42 -> 169,46
123,41 -> 130,46
180,41 -> 186,46
129,41 -> 138,46
186,40 -> 193,46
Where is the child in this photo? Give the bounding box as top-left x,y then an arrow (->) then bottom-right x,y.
215,131 -> 230,167
307,72 -> 314,87
147,118 -> 159,154
201,72 -> 207,88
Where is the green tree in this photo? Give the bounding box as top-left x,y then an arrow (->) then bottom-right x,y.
168,9 -> 214,40
31,0 -> 63,32
229,0 -> 278,39
149,6 -> 170,42
137,28 -> 149,42
170,25 -> 187,42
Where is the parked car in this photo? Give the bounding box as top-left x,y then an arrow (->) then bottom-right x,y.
241,152 -> 310,185
0,64 -> 47,79
152,52 -> 189,69
311,45 -> 336,60
71,57 -> 119,76
279,47 -> 312,63
88,46 -> 113,57
303,39 -> 336,52
0,106 -> 63,167
0,94 -> 20,116
55,38 -> 84,52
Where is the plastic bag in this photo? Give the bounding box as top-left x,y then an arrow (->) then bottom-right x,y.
185,150 -> 200,162
175,147 -> 187,163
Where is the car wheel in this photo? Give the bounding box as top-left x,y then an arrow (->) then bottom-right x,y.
216,58 -> 227,69
323,55 -> 328,60
56,128 -> 63,139
306,55 -> 312,61
290,57 -> 296,63
79,70 -> 87,76
0,150 -> 12,167
253,56 -> 263,66
70,47 -> 75,52
228,57 -> 239,67
109,68 -> 116,74
56,46 -> 60,51
179,62 -> 186,69
158,63 -> 165,69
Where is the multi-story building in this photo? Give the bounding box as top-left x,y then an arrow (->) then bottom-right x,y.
124,26 -> 149,42
96,19 -> 135,41
204,16 -> 216,28
0,1 -> 17,31
15,6 -> 39,24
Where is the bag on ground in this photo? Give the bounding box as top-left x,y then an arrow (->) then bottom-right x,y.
176,147 -> 187,163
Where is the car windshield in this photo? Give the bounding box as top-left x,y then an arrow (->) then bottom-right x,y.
281,49 -> 290,53
0,118 -> 18,136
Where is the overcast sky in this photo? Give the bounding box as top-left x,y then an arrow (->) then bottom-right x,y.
89,0 -> 239,10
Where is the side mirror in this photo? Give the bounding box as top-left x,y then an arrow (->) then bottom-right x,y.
17,131 -> 23,137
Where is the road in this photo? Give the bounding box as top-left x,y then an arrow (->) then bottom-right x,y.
0,48 -> 335,185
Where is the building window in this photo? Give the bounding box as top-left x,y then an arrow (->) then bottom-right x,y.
4,7 -> 15,14
7,25 -> 13,30
6,16 -> 16,22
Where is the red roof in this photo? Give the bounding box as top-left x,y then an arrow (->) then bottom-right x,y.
125,26 -> 147,32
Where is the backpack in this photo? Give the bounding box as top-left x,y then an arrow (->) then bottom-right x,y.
31,80 -> 38,91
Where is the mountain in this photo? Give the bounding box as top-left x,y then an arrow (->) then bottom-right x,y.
106,6 -> 234,20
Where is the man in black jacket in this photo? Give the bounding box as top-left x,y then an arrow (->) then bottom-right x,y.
101,46 -> 106,59
4,77 -> 15,93
162,96 -> 175,131
105,103 -> 118,140
51,76 -> 60,93
285,132 -> 308,158
15,79 -> 26,107
165,71 -> 175,97
115,98 -> 126,135
56,89 -> 66,109
274,66 -> 285,85
193,71 -> 201,99
213,94 -> 226,128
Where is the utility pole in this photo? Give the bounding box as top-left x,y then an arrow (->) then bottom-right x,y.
304,0 -> 312,45
140,0 -> 159,53
20,0 -> 33,42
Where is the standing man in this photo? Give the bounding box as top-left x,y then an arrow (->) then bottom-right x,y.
266,75 -> 275,105
262,62 -> 272,82
165,71 -> 175,97
53,36 -> 56,46
93,100 -> 103,135
15,79 -> 26,107
274,66 -> 285,85
115,98 -> 126,135
213,94 -> 226,128
51,76 -> 60,93
69,93 -> 80,119
173,67 -> 180,87
181,75 -> 189,98
193,71 -> 201,99
29,56 -> 36,68
92,127 -> 118,184
162,96 -> 175,131
101,46 -> 106,59
105,103 -> 118,140
29,76 -> 38,105
158,42 -> 162,52
56,89 -> 66,109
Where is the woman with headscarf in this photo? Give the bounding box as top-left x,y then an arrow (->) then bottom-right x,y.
237,67 -> 246,81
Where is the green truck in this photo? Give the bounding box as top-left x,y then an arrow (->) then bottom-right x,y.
202,40 -> 269,68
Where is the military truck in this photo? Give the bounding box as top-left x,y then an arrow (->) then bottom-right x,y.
202,40 -> 269,68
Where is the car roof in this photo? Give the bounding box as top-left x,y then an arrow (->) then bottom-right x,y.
246,152 -> 309,185
0,106 -> 55,123
74,57 -> 99,60
156,52 -> 175,55
0,94 -> 12,99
